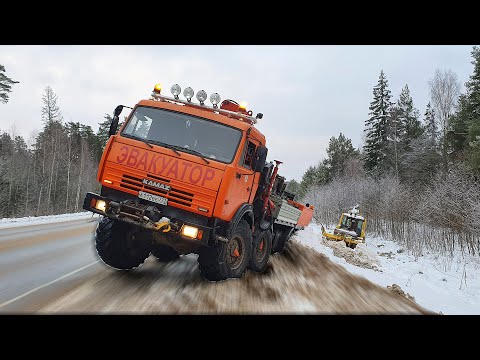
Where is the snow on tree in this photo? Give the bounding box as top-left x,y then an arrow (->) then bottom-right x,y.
428,69 -> 461,173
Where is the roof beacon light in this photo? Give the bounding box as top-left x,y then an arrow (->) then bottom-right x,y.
239,102 -> 247,111
210,93 -> 221,108
196,90 -> 207,105
153,83 -> 162,94
184,87 -> 194,102
171,84 -> 181,99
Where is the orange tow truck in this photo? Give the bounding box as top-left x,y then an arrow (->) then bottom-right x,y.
83,83 -> 313,281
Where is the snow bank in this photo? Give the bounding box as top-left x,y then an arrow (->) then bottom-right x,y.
0,212 -> 99,229
294,223 -> 480,315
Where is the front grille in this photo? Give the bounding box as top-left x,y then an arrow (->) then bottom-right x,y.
120,174 -> 193,207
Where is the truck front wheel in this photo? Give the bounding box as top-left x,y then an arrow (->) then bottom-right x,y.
248,229 -> 272,272
95,217 -> 151,270
198,220 -> 252,281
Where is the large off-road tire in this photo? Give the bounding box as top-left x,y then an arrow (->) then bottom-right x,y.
272,227 -> 295,254
198,220 -> 252,281
151,244 -> 180,262
248,229 -> 272,272
95,217 -> 151,270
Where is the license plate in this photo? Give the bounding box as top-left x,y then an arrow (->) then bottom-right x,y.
138,191 -> 168,206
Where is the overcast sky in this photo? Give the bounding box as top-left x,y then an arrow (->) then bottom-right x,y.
0,45 -> 475,181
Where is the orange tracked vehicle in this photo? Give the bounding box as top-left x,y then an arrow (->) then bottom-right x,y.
83,84 -> 313,281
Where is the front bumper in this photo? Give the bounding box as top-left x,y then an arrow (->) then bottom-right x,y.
83,192 -> 213,245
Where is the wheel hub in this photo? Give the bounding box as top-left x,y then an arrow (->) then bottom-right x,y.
254,234 -> 267,263
227,236 -> 244,270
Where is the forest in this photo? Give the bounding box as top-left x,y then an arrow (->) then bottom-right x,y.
0,77 -> 121,217
286,46 -> 480,257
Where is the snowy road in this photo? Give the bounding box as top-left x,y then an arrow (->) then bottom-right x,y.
0,215 -> 428,314
0,217 -> 103,312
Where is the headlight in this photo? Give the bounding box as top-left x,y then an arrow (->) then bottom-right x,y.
171,84 -> 181,99
210,93 -> 221,108
95,200 -> 107,212
181,225 -> 199,238
196,90 -> 207,105
183,87 -> 194,102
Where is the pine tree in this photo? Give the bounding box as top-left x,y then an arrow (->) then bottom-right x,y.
363,70 -> 393,175
41,86 -> 62,123
285,179 -> 300,194
396,84 -> 422,152
445,47 -> 480,173
325,133 -> 360,179
448,94 -> 470,160
97,114 -> 113,149
423,102 -> 437,147
466,46 -> 480,121
313,160 -> 330,185
298,165 -> 318,198
0,65 -> 19,104
399,103 -> 441,186
465,46 -> 480,172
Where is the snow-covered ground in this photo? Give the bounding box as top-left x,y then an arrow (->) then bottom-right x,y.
2,211 -> 478,314
295,223 -> 480,315
0,212 -> 99,229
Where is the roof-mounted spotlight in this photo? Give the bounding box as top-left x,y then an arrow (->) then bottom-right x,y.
196,90 -> 207,105
210,93 -> 221,108
183,87 -> 194,102
171,84 -> 181,99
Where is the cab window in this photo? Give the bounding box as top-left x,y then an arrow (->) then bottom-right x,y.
241,140 -> 257,170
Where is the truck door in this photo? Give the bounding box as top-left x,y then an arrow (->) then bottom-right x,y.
234,138 -> 258,204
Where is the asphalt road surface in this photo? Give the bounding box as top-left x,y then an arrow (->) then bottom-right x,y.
0,217 -> 429,314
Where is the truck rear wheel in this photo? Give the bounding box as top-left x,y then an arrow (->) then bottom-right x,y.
272,227 -> 295,254
151,244 -> 180,262
248,229 -> 272,272
95,217 -> 151,270
198,220 -> 252,281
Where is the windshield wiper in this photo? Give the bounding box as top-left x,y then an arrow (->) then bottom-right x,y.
131,136 -> 180,156
179,147 -> 210,164
155,142 -> 181,156
140,139 -> 153,149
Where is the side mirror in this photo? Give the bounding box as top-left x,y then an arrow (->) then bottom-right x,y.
253,146 -> 268,172
108,105 -> 124,136
108,117 -> 119,136
114,105 -> 123,117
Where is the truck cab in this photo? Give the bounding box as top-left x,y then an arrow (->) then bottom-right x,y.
84,83 -> 309,281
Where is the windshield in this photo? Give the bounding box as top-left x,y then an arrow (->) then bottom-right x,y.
122,106 -> 242,163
